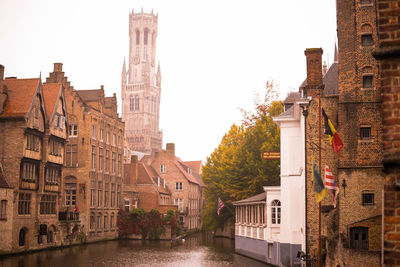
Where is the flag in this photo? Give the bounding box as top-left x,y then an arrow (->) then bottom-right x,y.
322,108 -> 343,153
217,198 -> 225,215
325,165 -> 339,208
312,159 -> 327,203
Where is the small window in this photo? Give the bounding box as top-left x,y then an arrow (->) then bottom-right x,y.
360,127 -> 371,140
271,200 -> 281,224
125,199 -> 130,212
160,164 -> 166,173
362,75 -> 373,88
176,182 -> 183,191
360,0 -> 372,4
361,34 -> 373,46
0,200 -> 7,219
69,125 -> 78,137
100,128 -> 104,141
92,125 -> 96,139
350,227 -> 368,250
362,193 -> 374,205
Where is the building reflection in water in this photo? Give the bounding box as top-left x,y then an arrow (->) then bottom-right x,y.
1,232 -> 268,267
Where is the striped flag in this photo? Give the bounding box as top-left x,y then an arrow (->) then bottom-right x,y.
217,198 -> 225,215
325,165 -> 339,208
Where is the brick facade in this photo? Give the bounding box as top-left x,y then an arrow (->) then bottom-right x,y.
372,0 -> 400,265
46,63 -> 124,243
139,143 -> 203,230
0,68 -> 68,254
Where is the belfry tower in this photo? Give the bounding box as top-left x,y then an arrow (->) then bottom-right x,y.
121,9 -> 162,154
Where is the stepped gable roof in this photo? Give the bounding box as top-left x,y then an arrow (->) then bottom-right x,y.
75,89 -> 102,102
175,159 -> 199,185
0,163 -> 10,188
299,62 -> 338,96
233,192 -> 266,205
42,83 -> 62,119
1,78 -> 40,118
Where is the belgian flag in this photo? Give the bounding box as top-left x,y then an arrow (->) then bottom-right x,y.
322,108 -> 343,153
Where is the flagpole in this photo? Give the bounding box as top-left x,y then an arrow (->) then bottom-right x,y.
318,91 -> 322,267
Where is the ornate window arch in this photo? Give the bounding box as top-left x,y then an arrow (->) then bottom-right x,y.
134,95 -> 139,111
271,200 -> 281,224
19,228 -> 27,246
129,95 -> 134,111
135,29 -> 140,45
361,24 -> 373,46
144,28 -> 149,45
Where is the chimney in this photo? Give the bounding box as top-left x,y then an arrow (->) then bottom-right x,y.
54,63 -> 63,72
304,48 -> 324,96
166,143 -> 175,157
0,65 -> 4,81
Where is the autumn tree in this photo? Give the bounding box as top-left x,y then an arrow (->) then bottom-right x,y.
202,81 -> 283,231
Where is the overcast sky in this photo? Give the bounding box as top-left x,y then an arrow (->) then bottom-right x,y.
0,0 -> 337,162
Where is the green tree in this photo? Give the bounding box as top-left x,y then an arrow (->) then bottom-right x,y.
202,82 -> 283,231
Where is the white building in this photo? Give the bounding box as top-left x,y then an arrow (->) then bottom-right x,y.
272,93 -> 308,266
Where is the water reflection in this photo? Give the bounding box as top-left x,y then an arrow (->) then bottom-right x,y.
1,232 -> 268,267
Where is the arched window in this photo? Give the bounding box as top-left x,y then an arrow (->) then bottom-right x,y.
271,200 -> 281,224
129,95 -> 134,111
361,24 -> 373,46
19,228 -> 26,246
104,213 -> 108,229
47,225 -> 56,243
136,29 -> 140,45
134,95 -> 139,111
144,28 -> 149,45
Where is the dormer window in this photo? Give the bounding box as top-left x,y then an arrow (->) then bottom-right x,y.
160,164 -> 166,173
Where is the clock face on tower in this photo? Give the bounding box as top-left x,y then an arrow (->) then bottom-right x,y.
134,56 -> 140,65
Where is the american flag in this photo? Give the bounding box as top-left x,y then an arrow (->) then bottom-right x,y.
217,198 -> 225,215
325,165 -> 339,208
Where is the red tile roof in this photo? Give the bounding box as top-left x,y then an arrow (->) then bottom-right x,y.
1,78 -> 40,118
175,159 -> 199,185
42,83 -> 62,120
183,160 -> 202,174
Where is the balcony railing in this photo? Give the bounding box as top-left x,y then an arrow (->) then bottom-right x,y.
58,211 -> 80,221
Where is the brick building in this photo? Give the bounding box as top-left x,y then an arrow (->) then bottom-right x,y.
372,0 -> 400,265
123,155 -> 176,214
0,65 -> 69,253
45,63 -> 124,242
136,143 -> 203,230
301,1 -> 384,264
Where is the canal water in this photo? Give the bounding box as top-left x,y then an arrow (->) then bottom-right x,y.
0,232 -> 268,267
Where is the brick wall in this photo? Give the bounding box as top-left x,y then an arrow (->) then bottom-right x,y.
373,0 -> 400,265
